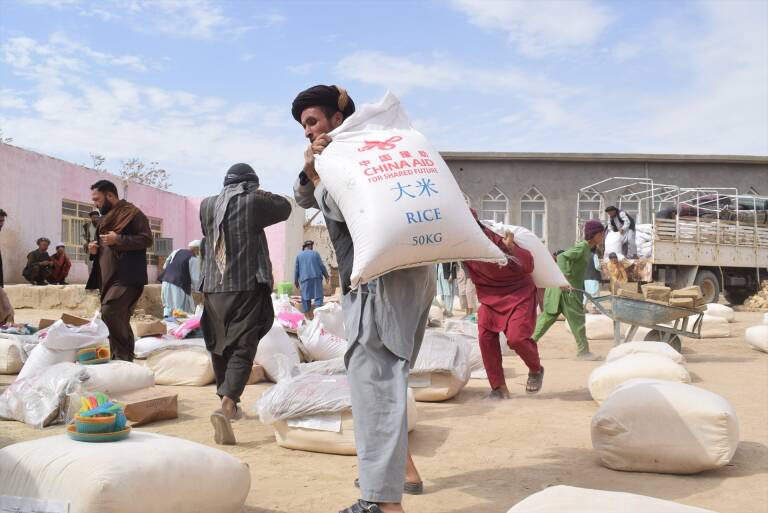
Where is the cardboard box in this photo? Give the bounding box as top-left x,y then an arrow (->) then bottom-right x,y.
669,297 -> 695,309
618,288 -> 644,301
39,314 -> 90,330
112,387 -> 178,427
642,284 -> 671,303
132,320 -> 167,337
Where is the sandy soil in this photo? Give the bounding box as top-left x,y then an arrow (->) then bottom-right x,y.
2,308 -> 767,513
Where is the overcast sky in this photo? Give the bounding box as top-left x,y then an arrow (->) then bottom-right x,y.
1,0 -> 766,197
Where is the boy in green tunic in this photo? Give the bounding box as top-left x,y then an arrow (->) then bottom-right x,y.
532,220 -> 605,360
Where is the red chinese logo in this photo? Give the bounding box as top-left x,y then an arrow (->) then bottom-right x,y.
358,136 -> 403,152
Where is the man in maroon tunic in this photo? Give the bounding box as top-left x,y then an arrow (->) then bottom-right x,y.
463,216 -> 543,399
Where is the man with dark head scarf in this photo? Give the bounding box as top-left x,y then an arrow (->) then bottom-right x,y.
22,237 -> 53,285
532,220 -> 606,360
199,163 -> 291,445
293,85 -> 435,513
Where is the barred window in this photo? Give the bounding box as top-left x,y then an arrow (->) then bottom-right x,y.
520,187 -> 547,241
61,200 -> 95,261
480,187 -> 508,223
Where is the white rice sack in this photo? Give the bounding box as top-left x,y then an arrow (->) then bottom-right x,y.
141,348 -> 214,386
255,321 -> 301,382
0,431 -> 251,513
301,325 -> 347,362
588,353 -> 690,404
746,325 -> 768,353
272,389 -> 417,456
506,485 -> 718,513
16,344 -> 75,381
604,230 -> 624,257
566,314 -> 615,340
428,304 -> 443,326
592,379 -> 739,474
312,302 -> 345,339
82,360 -> 155,395
0,335 -> 23,374
704,303 -> 735,322
0,362 -> 86,428
315,91 -> 505,288
39,313 -> 109,350
134,335 -> 207,358
691,314 -> 731,338
443,320 -> 511,355
411,331 -> 471,383
606,341 -> 684,364
256,373 -> 351,425
483,221 -> 568,288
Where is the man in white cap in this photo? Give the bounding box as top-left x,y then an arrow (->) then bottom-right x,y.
159,240 -> 201,318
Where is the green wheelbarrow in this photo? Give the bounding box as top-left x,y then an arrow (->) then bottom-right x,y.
580,290 -> 704,352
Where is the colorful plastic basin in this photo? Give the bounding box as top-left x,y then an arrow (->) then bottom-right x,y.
67,424 -> 131,443
75,413 -> 116,434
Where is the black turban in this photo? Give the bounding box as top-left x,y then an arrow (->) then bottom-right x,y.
291,85 -> 355,123
223,163 -> 259,187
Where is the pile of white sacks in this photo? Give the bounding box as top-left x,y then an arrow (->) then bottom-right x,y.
588,341 -> 739,475
635,223 -> 654,258
0,314 -> 155,428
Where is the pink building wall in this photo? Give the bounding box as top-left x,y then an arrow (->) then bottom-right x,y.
0,143 -> 299,286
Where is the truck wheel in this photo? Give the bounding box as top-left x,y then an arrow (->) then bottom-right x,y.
724,288 -> 752,305
694,270 -> 720,304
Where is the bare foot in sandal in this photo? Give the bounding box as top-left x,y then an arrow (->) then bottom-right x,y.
526,367 -> 544,394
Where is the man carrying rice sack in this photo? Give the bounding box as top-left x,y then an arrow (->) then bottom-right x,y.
532,220 -> 605,361
462,211 -> 543,399
292,85 -> 434,513
199,163 -> 292,445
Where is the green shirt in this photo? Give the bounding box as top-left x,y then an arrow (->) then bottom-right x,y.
543,240 -> 592,314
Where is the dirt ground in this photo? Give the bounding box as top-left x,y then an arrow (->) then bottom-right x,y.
2,308 -> 767,513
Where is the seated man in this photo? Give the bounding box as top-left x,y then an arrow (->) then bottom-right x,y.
22,238 -> 53,285
49,243 -> 72,285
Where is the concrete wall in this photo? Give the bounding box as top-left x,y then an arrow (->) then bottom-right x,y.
446,156 -> 768,253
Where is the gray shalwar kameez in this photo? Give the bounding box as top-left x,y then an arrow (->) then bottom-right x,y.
295,178 -> 435,503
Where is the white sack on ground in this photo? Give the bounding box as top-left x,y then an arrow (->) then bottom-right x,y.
443,320 -> 511,355
483,221 -> 568,288
141,348 -> 214,386
704,303 -> 735,322
592,379 -> 739,474
134,335 -> 206,358
255,321 -> 301,382
428,304 -> 444,326
606,341 -> 685,364
0,431 -> 251,513
17,314 -> 109,381
315,91 -> 505,287
746,325 -> 768,353
506,485 -> 718,513
39,313 -> 109,350
255,373 -> 351,425
690,314 -> 731,338
82,360 -> 155,394
299,325 -> 347,362
566,314 -> 616,340
0,362 -> 86,428
410,331 -> 471,401
272,389 -> 417,456
311,302 -> 345,339
0,335 -> 23,374
588,353 -> 690,403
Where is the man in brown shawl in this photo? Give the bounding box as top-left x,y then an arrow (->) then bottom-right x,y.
86,179 -> 153,361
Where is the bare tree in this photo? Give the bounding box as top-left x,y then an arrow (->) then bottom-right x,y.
120,158 -> 172,190
0,128 -> 13,144
90,153 -> 106,171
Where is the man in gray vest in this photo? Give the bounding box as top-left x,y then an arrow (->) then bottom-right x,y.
159,240 -> 201,317
292,85 -> 434,513
199,163 -> 291,445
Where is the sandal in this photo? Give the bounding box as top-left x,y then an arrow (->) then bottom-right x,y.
210,410 -> 237,445
526,367 -> 544,394
339,500 -> 384,513
354,478 -> 423,495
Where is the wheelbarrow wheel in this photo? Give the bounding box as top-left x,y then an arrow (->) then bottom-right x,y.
643,330 -> 682,353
